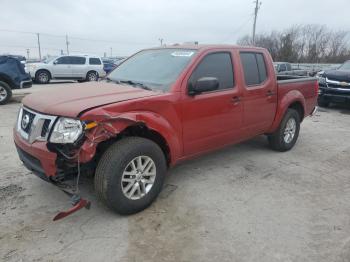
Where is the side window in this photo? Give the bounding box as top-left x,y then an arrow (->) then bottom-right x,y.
189,52 -> 234,91
89,58 -> 102,65
286,63 -> 292,71
70,56 -> 86,65
240,52 -> 268,86
55,56 -> 71,64
279,64 -> 287,72
256,54 -> 267,82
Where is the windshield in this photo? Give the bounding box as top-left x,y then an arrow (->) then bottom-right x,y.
108,49 -> 197,91
339,61 -> 350,70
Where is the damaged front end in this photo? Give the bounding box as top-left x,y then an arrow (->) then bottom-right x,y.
15,106 -> 139,220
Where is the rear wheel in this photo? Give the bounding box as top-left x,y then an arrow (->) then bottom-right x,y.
268,108 -> 300,152
0,81 -> 12,105
86,71 -> 98,81
94,137 -> 167,215
35,70 -> 50,84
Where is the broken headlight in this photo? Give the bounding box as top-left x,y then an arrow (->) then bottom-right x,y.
49,117 -> 83,144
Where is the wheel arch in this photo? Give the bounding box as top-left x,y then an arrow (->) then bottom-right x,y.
268,90 -> 306,133
0,73 -> 15,88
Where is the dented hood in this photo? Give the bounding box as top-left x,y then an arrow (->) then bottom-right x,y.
22,81 -> 159,117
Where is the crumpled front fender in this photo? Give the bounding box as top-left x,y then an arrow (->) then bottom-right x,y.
78,110 -> 182,165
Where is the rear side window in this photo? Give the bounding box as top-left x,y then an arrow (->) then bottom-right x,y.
240,52 -> 268,86
189,52 -> 234,90
70,57 -> 86,65
89,58 -> 101,65
256,54 -> 267,82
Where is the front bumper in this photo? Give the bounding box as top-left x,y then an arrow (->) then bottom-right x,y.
20,79 -> 32,89
14,129 -> 57,178
319,85 -> 350,103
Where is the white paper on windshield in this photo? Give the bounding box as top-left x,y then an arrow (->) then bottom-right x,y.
171,51 -> 194,57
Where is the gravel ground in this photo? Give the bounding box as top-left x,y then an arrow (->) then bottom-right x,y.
1,83 -> 350,262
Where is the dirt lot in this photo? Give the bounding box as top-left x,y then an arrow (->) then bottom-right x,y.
1,83 -> 350,262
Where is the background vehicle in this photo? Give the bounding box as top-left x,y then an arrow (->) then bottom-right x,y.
102,60 -> 117,74
274,62 -> 309,76
14,45 -> 318,216
102,57 -> 127,74
0,56 -> 32,105
27,55 -> 106,84
317,60 -> 350,107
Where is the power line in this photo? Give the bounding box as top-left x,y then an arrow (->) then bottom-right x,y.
220,15 -> 254,43
0,28 -> 154,45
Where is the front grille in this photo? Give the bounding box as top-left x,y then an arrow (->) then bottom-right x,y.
41,119 -> 51,137
21,109 -> 36,133
17,107 -> 57,144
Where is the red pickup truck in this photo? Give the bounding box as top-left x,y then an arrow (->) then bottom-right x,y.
14,45 -> 318,216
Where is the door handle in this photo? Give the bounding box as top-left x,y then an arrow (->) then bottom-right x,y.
231,96 -> 241,104
266,90 -> 275,97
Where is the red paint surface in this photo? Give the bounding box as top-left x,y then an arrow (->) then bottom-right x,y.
14,45 -> 318,177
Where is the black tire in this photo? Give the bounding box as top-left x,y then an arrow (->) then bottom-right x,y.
35,70 -> 50,84
0,81 -> 12,105
94,137 -> 167,215
318,96 -> 330,108
86,71 -> 98,81
268,108 -> 300,152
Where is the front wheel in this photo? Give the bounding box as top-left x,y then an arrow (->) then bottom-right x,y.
0,81 -> 12,105
35,70 -> 50,84
268,108 -> 300,152
94,137 -> 167,215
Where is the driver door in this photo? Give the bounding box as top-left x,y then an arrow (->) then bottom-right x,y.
51,56 -> 72,78
181,51 -> 243,156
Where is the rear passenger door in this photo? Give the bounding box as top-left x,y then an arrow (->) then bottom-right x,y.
70,56 -> 87,78
239,52 -> 277,135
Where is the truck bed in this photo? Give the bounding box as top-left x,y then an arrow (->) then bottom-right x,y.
277,75 -> 318,117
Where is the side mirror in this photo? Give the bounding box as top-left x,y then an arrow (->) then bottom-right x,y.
189,77 -> 219,95
53,60 -> 58,65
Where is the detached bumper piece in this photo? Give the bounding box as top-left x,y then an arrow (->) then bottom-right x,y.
53,194 -> 91,221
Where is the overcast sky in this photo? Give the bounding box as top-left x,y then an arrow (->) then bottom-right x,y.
1,0 -> 349,58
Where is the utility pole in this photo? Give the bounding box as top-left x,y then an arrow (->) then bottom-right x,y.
252,0 -> 262,45
66,34 -> 69,55
110,47 -> 113,57
158,38 -> 164,46
36,33 -> 42,60
26,49 -> 30,60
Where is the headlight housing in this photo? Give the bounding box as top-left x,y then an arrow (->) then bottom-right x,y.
49,117 -> 83,144
317,76 -> 327,86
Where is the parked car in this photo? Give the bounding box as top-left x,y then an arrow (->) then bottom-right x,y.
0,56 -> 32,105
27,55 -> 106,84
274,62 -> 309,76
317,60 -> 350,107
102,60 -> 117,74
14,45 -> 318,217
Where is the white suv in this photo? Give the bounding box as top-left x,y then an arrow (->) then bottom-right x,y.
27,55 -> 106,84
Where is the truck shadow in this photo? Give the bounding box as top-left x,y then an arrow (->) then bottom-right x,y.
319,102 -> 350,115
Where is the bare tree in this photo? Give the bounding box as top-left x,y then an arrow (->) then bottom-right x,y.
237,24 -> 350,63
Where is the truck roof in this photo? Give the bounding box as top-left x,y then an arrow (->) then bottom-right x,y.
146,44 -> 267,52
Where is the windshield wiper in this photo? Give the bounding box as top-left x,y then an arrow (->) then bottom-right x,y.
119,80 -> 153,91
